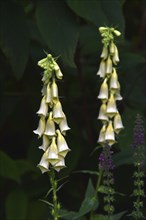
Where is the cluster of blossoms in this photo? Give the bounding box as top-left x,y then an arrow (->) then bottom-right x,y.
97,27 -> 124,147
33,54 -> 70,173
97,27 -> 124,216
131,114 -> 145,219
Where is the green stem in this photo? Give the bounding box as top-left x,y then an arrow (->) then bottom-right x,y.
50,169 -> 60,220
89,170 -> 103,220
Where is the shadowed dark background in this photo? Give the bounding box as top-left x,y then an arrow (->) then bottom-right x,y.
0,0 -> 146,219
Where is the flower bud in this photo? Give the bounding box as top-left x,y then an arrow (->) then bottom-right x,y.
106,56 -> 112,75
100,46 -> 108,60
54,63 -> 63,79
98,78 -> 109,102
37,96 -> 48,117
113,30 -> 121,36
115,82 -> 123,101
98,124 -> 106,145
110,42 -> 115,55
51,79 -> 58,104
99,27 -> 108,33
112,45 -> 119,64
110,68 -> 119,90
33,116 -> 46,138
97,59 -> 106,78
46,83 -> 52,104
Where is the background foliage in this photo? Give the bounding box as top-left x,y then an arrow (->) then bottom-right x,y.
0,0 -> 146,219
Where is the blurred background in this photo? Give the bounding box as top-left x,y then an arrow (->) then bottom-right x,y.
0,0 -> 146,219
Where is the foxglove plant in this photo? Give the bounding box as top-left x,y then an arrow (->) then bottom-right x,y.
33,54 -> 71,220
130,114 -> 145,219
97,27 -> 124,217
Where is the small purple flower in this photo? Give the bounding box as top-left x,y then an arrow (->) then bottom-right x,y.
99,144 -> 114,171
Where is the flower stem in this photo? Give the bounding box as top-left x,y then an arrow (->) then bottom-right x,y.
89,170 -> 103,220
50,170 -> 60,220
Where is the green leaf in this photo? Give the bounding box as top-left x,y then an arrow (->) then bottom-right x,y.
0,151 -> 20,183
67,0 -> 125,32
0,1 -> 29,79
93,211 -> 127,220
36,0 -> 79,67
74,179 -> 99,218
5,190 -> 28,220
74,170 -> 99,176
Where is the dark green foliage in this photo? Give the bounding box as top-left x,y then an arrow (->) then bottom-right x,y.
0,0 -> 146,219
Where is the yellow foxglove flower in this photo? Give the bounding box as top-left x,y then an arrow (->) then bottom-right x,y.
98,103 -> 108,122
98,124 -> 106,145
114,112 -> 124,134
97,59 -> 106,78
37,148 -> 49,173
33,116 -> 46,138
41,84 -> 47,96
100,46 -> 108,60
56,130 -> 70,157
106,93 -> 117,117
112,45 -> 119,64
53,100 -> 64,124
37,96 -> 48,117
105,121 -> 116,146
39,135 -> 50,151
110,68 -> 119,90
51,79 -> 58,104
54,156 -> 66,172
115,82 -> 123,101
59,112 -> 70,135
54,63 -> 63,79
106,56 -> 112,74
48,137 -> 59,165
46,83 -> 52,104
110,42 -> 115,55
44,112 -> 56,136
98,78 -> 108,101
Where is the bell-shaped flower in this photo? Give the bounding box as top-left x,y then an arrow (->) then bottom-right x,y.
110,68 -> 119,90
48,137 -> 59,166
41,84 -> 47,96
100,46 -> 108,60
39,135 -> 50,151
106,56 -> 112,75
97,59 -> 106,78
106,93 -> 117,118
98,124 -> 106,145
37,96 -> 48,117
59,112 -> 70,135
51,79 -> 58,104
115,82 -> 123,101
46,83 -> 52,104
53,100 -> 64,124
56,130 -> 70,157
54,63 -> 63,79
110,41 -> 115,55
98,103 -> 108,122
54,156 -> 66,172
33,116 -> 46,138
105,121 -> 116,146
114,112 -> 124,134
37,149 -> 49,173
112,45 -> 119,64
98,78 -> 109,102
44,112 -> 56,136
